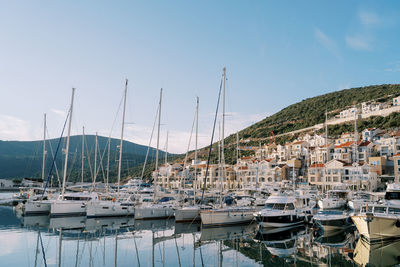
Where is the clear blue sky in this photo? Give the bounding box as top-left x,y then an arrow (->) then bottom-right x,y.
0,1 -> 399,153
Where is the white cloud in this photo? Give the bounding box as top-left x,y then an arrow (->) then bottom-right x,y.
51,108 -> 67,118
345,10 -> 380,51
314,28 -> 341,59
359,10 -> 379,26
0,114 -> 34,140
345,35 -> 371,51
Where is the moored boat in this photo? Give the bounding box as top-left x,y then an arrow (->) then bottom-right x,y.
255,194 -> 306,228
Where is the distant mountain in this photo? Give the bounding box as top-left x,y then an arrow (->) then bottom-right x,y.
0,135 -> 170,181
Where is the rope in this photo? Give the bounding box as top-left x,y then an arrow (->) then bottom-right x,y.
201,77 -> 223,202
42,110 -> 70,197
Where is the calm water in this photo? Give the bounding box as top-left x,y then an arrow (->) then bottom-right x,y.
0,201 -> 399,266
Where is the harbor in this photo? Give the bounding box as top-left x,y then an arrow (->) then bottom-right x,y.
1,198 -> 400,267
2,1 -> 400,266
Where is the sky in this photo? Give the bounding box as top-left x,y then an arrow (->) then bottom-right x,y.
0,1 -> 399,153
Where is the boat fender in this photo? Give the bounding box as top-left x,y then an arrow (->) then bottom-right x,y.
396,220 -> 400,228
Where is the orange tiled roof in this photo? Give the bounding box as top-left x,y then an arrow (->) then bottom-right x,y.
334,140 -> 362,148
310,163 -> 325,168
359,141 -> 371,147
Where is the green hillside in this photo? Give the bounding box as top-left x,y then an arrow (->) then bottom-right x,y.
239,84 -> 400,140
0,135 -> 169,181
188,84 -> 400,165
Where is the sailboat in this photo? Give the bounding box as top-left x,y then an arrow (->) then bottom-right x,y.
175,97 -> 212,222
24,114 -> 56,215
86,80 -> 135,217
200,67 -> 255,227
50,88 -> 99,217
135,88 -> 175,219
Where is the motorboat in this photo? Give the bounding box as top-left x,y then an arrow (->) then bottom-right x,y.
255,193 -> 306,228
348,191 -> 381,211
351,183 -> 400,241
313,210 -> 351,234
318,184 -> 352,210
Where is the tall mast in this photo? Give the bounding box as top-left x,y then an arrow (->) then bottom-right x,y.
42,113 -> 46,182
164,131 -> 168,189
324,110 -> 328,194
106,135 -> 111,193
93,132 -> 98,190
325,110 -> 328,163
61,88 -> 75,199
155,88 -> 162,184
81,126 -> 85,184
221,67 -> 226,193
236,131 -> 239,189
117,79 -> 128,199
165,131 -> 168,165
194,96 -> 199,201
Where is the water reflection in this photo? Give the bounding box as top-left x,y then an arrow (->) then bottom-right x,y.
0,205 -> 399,266
353,238 -> 400,267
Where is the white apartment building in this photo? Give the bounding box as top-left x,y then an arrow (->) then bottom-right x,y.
339,107 -> 358,119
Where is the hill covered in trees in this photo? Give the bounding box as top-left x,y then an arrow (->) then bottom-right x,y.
239,84 -> 400,140
190,84 -> 400,165
0,135 -> 170,181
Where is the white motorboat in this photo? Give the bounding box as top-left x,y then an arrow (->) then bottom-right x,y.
318,184 -> 352,210
351,183 -> 400,241
348,191 -> 380,211
313,210 -> 351,233
255,193 -> 306,228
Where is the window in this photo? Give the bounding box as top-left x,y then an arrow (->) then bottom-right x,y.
374,206 -> 386,213
389,207 -> 400,214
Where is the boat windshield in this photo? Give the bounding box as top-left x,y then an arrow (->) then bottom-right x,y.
385,192 -> 400,200
264,203 -> 295,210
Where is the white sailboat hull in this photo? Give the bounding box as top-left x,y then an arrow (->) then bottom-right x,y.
135,204 -> 174,220
24,200 -> 52,215
174,206 -> 200,222
200,209 -> 254,226
50,200 -> 87,217
86,201 -> 135,218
